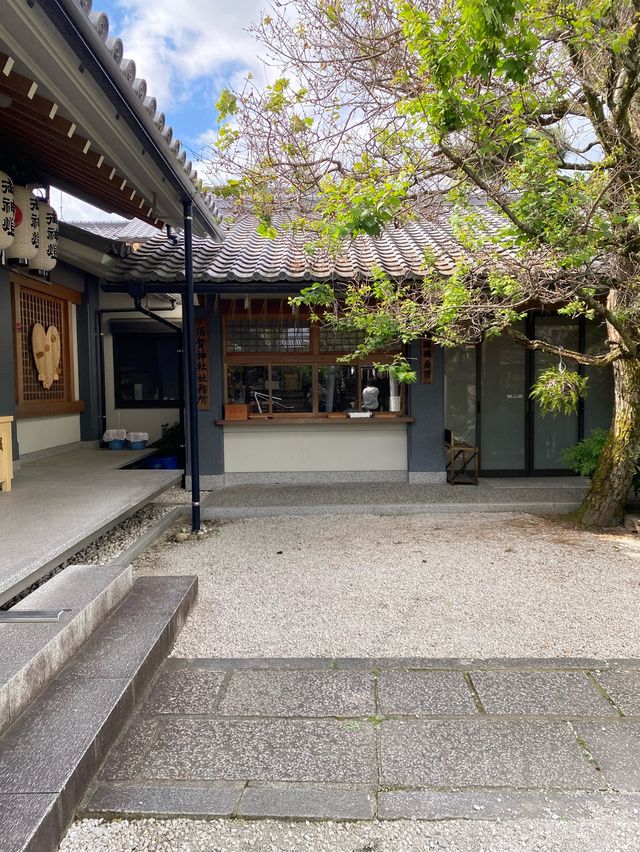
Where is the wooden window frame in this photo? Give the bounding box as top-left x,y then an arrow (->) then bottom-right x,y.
223,315 -> 405,418
11,271 -> 84,418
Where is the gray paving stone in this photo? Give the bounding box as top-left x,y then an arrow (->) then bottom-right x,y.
377,790 -> 599,820
239,784 -> 374,820
471,671 -> 616,716
380,720 -> 600,788
84,782 -> 242,818
377,671 -> 477,715
138,718 -> 375,783
99,719 -> 159,781
595,671 -> 640,716
218,670 -> 374,717
143,670 -> 226,714
576,722 -> 640,788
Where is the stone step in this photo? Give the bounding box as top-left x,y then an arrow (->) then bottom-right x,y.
0,574 -> 197,852
0,562 -> 133,738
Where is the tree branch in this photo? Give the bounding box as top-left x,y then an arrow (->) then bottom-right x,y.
504,326 -> 623,366
437,142 -> 540,238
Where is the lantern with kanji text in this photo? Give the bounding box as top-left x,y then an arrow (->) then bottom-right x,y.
5,186 -> 39,262
0,170 -> 15,251
30,201 -> 58,273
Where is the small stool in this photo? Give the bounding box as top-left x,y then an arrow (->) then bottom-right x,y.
444,428 -> 479,485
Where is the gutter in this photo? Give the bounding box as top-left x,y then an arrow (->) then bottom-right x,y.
39,0 -> 224,241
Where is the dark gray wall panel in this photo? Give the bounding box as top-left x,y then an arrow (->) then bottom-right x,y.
76,276 -> 100,441
407,341 -> 445,473
195,307 -> 223,475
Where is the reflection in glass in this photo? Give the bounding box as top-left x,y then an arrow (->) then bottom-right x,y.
444,346 -> 477,446
270,366 -> 313,413
481,333 -> 526,470
533,316 -> 579,470
227,365 -> 268,414
318,365 -> 358,412
584,321 -> 614,434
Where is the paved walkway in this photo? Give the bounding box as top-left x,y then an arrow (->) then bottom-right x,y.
84,657 -> 640,823
203,478 -> 597,519
0,448 -> 179,604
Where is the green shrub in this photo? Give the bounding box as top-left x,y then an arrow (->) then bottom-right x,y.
563,428 -> 640,496
561,429 -> 608,478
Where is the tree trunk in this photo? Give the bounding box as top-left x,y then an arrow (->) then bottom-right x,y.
575,357 -> 640,527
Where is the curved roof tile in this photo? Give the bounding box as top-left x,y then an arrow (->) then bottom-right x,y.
108,207 -> 504,285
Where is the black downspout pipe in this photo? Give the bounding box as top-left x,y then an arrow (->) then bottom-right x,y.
183,201 -> 201,531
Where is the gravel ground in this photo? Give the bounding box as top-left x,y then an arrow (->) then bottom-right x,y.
134,512 -> 640,658
59,814 -> 640,852
152,486 -> 207,505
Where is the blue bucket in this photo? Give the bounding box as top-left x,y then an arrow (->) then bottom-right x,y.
128,440 -> 147,450
108,439 -> 126,450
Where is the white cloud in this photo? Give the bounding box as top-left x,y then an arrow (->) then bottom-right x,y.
50,188 -> 126,223
113,0 -> 266,108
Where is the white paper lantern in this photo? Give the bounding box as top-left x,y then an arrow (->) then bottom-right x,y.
0,170 -> 15,251
30,201 -> 58,272
6,186 -> 39,261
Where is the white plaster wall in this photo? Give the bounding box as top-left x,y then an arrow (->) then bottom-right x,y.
17,414 -> 81,455
224,423 -> 408,472
101,293 -> 181,442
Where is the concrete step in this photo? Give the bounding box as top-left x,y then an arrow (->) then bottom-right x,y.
0,562 -> 133,738
0,574 -> 197,852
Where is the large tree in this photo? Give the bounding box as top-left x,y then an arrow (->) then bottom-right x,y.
211,0 -> 640,527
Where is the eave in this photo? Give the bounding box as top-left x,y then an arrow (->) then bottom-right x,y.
0,0 -> 224,239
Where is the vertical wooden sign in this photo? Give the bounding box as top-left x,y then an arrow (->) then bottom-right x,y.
195,318 -> 210,410
420,338 -> 433,384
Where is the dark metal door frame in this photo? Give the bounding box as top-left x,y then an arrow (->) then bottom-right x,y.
478,314 -> 587,477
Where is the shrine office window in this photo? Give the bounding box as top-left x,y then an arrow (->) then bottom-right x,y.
111,320 -> 182,408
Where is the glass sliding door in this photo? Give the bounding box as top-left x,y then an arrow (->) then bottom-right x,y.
444,346 -> 477,446
532,316 -> 580,471
584,321 -> 614,435
480,332 -> 527,471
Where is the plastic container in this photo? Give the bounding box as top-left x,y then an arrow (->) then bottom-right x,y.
126,431 -> 148,450
103,429 -> 127,450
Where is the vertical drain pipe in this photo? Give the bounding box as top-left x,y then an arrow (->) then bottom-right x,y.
183,200 -> 201,531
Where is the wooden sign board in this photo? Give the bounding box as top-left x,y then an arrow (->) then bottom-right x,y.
195,318 -> 210,410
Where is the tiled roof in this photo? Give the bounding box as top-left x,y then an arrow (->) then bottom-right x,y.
67,219 -> 161,242
109,208 -> 505,285
72,0 -> 222,224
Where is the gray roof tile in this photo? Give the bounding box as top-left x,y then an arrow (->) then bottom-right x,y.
106,207 -> 505,285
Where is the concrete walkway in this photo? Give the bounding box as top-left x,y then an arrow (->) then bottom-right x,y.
84,657 -> 640,823
0,448 -> 179,605
203,478 -> 596,519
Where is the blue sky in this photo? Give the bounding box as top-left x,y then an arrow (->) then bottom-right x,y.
55,0 -> 264,220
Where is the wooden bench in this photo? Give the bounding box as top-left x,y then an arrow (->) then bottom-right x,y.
444,428 -> 479,485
